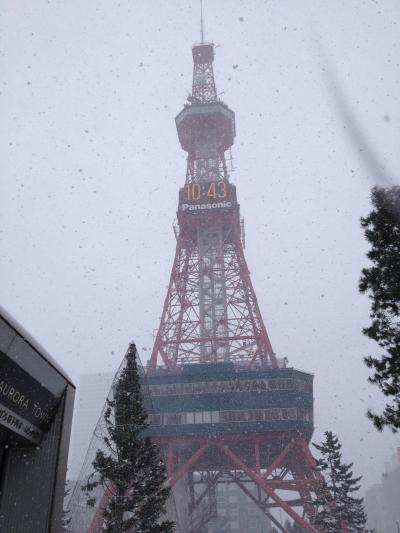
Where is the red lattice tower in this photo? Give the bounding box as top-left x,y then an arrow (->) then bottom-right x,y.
149,43 -> 275,372
144,42 -> 322,532
88,40 -> 322,533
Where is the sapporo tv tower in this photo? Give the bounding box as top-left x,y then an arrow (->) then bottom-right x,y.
88,19 -> 322,533
142,21 -> 322,533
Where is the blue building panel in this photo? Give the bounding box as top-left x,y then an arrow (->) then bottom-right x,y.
146,420 -> 313,438
146,390 -> 312,413
144,364 -> 314,439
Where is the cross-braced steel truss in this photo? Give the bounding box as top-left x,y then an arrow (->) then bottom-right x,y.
162,432 -> 322,532
85,38 -> 324,533
149,212 -> 276,370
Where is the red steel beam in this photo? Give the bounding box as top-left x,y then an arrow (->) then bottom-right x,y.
169,442 -> 211,486
163,334 -> 257,345
263,439 -> 296,480
228,474 -> 288,533
255,437 -> 261,475
87,481 -> 115,533
295,435 -> 322,478
265,479 -> 320,490
217,442 -> 319,533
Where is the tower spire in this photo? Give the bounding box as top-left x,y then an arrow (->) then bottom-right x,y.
150,35 -> 276,369
200,0 -> 204,44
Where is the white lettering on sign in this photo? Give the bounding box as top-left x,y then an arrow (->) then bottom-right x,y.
181,201 -> 232,212
32,403 -> 51,425
0,380 -> 30,409
0,405 -> 42,444
0,407 -> 22,431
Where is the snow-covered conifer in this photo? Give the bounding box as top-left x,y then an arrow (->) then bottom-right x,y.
82,344 -> 174,532
312,431 -> 368,533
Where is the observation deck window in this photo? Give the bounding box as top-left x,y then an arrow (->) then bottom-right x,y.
203,411 -> 211,423
211,411 -> 220,423
148,377 -> 312,396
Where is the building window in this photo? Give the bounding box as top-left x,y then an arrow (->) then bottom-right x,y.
165,413 -> 181,425
211,411 -> 220,423
149,377 -> 312,396
150,407 -> 312,427
186,412 -> 195,424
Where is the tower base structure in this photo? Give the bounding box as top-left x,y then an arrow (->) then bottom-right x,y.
82,362 -> 321,533
145,362 -> 321,532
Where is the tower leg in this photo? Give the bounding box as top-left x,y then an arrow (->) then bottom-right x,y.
164,435 -> 321,533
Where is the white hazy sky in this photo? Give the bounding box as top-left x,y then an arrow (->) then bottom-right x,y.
1,0 -> 399,492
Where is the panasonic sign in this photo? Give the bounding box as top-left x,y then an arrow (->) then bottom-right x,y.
181,201 -> 232,212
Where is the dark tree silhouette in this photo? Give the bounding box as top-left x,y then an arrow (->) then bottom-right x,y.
312,431 -> 368,532
360,186 -> 400,432
82,343 -> 175,533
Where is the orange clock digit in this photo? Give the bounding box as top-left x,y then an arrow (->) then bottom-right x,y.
207,182 -> 217,198
192,183 -> 201,200
217,180 -> 227,198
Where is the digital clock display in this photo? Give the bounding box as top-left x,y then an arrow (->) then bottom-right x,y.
185,180 -> 227,201
178,180 -> 237,214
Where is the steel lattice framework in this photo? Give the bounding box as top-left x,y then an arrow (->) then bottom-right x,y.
162,432 -> 322,533
149,42 -> 276,372
88,38 -> 324,533
145,40 -> 323,532
149,213 -> 276,370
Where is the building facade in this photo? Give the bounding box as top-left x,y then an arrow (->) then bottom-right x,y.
67,371 -> 114,481
365,449 -> 400,532
0,306 -> 75,533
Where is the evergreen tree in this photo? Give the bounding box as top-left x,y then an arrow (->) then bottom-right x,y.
359,186 -> 400,432
82,343 -> 175,533
312,432 -> 368,532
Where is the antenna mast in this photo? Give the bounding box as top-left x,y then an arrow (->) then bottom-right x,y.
200,0 -> 204,43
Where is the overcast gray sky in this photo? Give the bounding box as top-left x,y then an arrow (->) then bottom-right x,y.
1,0 -> 400,491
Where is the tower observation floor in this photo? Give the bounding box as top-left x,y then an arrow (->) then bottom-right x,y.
144,362 -> 313,440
